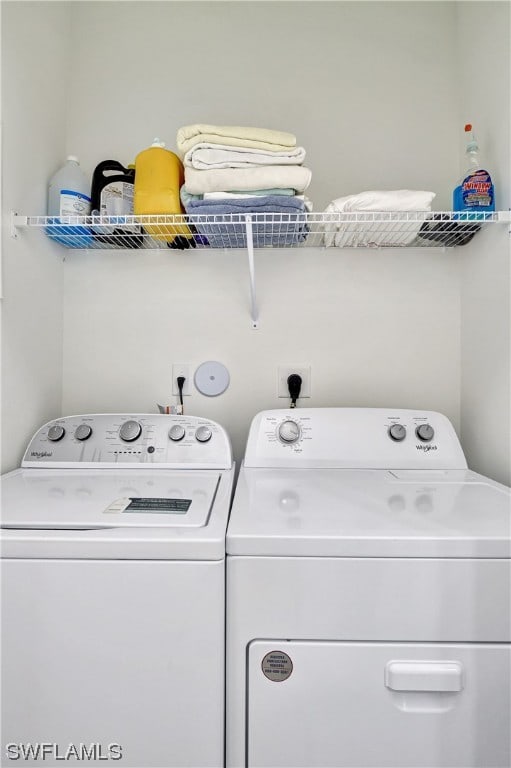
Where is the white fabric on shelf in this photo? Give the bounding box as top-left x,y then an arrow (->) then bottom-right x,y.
323,189 -> 436,247
184,143 -> 306,169
177,124 -> 296,155
184,165 -> 312,195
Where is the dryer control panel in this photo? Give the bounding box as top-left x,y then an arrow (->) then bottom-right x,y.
22,414 -> 232,469
244,408 -> 467,470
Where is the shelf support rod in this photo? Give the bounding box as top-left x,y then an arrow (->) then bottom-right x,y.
245,215 -> 259,329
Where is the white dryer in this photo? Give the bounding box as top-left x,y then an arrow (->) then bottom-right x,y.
226,408 -> 510,768
1,413 -> 234,768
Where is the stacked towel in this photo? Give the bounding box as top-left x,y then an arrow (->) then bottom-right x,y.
177,124 -> 312,247
323,190 -> 436,247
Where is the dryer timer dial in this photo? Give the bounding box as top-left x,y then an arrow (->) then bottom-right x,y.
278,420 -> 301,444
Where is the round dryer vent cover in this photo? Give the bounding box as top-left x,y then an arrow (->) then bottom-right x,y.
194,361 -> 230,397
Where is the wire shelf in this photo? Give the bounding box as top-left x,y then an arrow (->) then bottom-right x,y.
12,211 -> 507,250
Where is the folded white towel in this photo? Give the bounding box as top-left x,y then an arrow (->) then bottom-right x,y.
184,143 -> 306,170
177,124 -> 297,155
184,165 -> 312,195
323,189 -> 436,247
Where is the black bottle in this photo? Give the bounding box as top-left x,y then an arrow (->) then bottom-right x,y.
90,160 -> 142,248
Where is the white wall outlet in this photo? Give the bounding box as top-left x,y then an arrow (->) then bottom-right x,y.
277,366 -> 311,399
172,364 -> 191,396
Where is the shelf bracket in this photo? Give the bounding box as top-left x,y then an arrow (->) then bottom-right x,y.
10,211 -> 26,239
245,215 -> 259,329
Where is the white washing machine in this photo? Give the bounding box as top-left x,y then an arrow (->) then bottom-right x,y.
226,408 -> 511,768
1,413 -> 234,768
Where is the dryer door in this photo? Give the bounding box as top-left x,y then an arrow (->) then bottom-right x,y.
247,640 -> 510,768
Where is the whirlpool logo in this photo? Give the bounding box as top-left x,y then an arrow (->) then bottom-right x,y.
30,451 -> 53,459
416,444 -> 438,452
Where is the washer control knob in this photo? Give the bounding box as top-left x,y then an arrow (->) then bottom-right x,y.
48,425 -> 65,442
195,426 -> 212,443
388,424 -> 406,442
119,420 -> 142,442
278,420 -> 301,444
169,425 -> 186,442
416,424 -> 435,442
74,424 -> 92,441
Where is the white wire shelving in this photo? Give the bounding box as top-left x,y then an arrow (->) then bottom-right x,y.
11,210 -> 510,329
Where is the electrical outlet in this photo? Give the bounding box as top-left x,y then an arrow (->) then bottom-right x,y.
277,366 -> 311,399
172,364 -> 191,396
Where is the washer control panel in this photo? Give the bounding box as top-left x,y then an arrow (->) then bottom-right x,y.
244,408 -> 467,470
22,414 -> 232,469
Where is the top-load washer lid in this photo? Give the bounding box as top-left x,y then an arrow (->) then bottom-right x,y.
1,413 -> 234,560
1,468 -> 233,560
227,408 -> 510,559
1,470 -> 219,530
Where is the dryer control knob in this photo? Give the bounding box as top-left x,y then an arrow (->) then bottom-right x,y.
169,425 -> 186,442
119,420 -> 142,442
74,424 -> 92,441
48,425 -> 65,442
388,424 -> 406,442
278,420 -> 301,444
416,424 -> 435,442
195,426 -> 212,443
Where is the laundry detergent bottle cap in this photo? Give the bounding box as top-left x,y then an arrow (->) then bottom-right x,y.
151,138 -> 166,148
67,154 -> 80,164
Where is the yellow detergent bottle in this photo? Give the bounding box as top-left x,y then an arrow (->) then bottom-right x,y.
134,138 -> 191,243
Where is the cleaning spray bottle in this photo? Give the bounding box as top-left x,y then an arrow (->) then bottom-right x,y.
453,124 -> 495,217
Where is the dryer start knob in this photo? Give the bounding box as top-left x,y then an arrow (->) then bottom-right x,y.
119,420 -> 142,442
278,420 -> 301,444
48,425 -> 65,442
416,424 -> 435,442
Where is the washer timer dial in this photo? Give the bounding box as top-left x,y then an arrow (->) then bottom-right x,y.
119,420 -> 142,442
278,420 -> 301,444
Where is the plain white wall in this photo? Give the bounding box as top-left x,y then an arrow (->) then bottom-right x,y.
3,2 -> 507,479
60,1 -> 463,465
456,1 -> 510,485
65,1 -> 459,209
1,1 -> 72,472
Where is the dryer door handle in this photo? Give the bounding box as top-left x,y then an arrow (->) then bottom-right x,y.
385,660 -> 463,692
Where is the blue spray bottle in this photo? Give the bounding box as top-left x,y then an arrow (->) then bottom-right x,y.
453,124 -> 495,218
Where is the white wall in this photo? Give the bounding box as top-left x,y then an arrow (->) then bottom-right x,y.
1,1 -> 72,472
456,1 -> 510,485
62,247 -> 461,463
3,1 -> 508,480
61,1 -> 462,465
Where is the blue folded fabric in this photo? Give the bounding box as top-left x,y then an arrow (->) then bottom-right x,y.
182,194 -> 309,248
